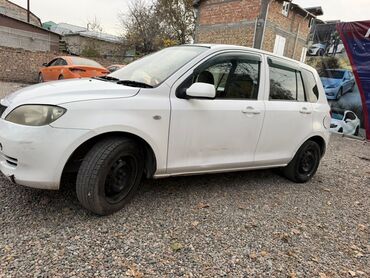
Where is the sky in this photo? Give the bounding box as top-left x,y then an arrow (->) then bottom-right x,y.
9,0 -> 370,36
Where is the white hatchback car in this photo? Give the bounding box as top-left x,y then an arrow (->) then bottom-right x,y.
0,45 -> 331,215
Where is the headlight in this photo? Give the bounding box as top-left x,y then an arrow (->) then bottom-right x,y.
5,105 -> 66,126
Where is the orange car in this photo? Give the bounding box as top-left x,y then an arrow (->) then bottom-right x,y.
39,56 -> 109,82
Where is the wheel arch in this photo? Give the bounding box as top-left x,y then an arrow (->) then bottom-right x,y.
306,135 -> 327,157
61,131 -> 157,185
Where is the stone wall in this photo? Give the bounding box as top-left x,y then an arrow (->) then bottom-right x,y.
0,46 -> 127,84
0,0 -> 41,26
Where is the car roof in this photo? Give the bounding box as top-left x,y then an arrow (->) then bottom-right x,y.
189,44 -> 315,71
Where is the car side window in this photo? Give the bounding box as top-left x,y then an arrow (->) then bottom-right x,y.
177,53 -> 261,100
59,59 -> 68,66
269,65 -> 306,102
48,59 -> 58,67
301,69 -> 319,103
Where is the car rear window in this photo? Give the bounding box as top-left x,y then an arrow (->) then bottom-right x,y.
70,57 -> 103,68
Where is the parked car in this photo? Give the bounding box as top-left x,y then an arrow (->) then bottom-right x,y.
331,110 -> 360,136
0,45 -> 331,215
320,69 -> 356,100
107,64 -> 125,73
307,43 -> 326,56
38,56 -> 109,82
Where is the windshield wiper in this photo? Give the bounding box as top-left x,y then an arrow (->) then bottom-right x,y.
94,76 -> 120,82
116,80 -> 153,88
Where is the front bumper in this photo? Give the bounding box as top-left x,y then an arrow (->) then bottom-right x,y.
0,119 -> 89,190
324,87 -> 339,100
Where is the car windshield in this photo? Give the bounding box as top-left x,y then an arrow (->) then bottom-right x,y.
321,70 -> 345,79
109,46 -> 208,87
70,57 -> 103,68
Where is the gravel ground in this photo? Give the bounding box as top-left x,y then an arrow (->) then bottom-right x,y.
0,83 -> 369,277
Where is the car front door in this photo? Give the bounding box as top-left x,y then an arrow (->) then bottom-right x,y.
255,57 -> 313,165
167,52 -> 266,174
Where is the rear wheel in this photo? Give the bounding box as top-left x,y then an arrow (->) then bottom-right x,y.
283,141 -> 321,183
58,75 -> 64,80
76,137 -> 144,215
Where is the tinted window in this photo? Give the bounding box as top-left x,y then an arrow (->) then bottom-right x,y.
194,55 -> 260,100
302,69 -> 319,103
269,66 -> 305,101
48,59 -> 58,66
70,57 -> 103,68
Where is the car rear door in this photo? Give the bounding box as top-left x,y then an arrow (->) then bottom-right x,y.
255,57 -> 313,165
167,51 -> 266,174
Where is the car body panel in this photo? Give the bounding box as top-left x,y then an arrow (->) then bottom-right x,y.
0,44 -> 331,190
330,110 -> 360,135
39,56 -> 109,82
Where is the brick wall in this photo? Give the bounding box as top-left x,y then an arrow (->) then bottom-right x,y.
198,0 -> 260,25
0,0 -> 41,26
0,46 -> 126,83
263,0 -> 311,60
195,0 -> 260,46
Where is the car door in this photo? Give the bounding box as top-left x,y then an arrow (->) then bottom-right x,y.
167,52 -> 266,174
42,58 -> 58,81
255,57 -> 313,165
342,71 -> 351,92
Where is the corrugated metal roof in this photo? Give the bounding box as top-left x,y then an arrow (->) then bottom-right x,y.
50,23 -> 121,43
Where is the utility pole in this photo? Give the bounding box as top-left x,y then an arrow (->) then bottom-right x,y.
27,0 -> 30,23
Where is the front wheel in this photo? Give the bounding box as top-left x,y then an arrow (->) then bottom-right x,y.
354,126 -> 360,136
76,137 -> 144,215
282,141 -> 321,183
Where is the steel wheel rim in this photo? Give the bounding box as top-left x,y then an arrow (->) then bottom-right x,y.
298,149 -> 316,175
104,155 -> 137,204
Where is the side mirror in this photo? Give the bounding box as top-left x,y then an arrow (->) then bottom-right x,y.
42,63 -> 48,67
186,82 -> 216,99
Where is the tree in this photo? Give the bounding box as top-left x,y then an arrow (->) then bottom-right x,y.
120,0 -> 164,55
119,0 -> 196,55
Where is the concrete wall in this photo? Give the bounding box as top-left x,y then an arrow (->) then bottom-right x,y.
0,0 -> 41,26
0,26 -> 59,52
64,35 -> 123,58
0,46 -> 127,83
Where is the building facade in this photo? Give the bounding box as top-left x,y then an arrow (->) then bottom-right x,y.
194,0 -> 322,61
0,13 -> 60,52
0,0 -> 41,26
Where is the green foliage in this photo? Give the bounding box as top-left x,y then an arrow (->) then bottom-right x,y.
81,47 -> 101,58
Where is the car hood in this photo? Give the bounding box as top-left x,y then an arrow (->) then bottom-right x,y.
1,79 -> 140,108
320,77 -> 341,88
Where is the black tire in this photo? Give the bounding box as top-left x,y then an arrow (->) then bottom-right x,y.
76,137 -> 144,215
58,75 -> 64,80
354,126 -> 360,136
282,140 -> 321,183
38,73 -> 44,83
318,49 -> 325,56
338,127 -> 343,133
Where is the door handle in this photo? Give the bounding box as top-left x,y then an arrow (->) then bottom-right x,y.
299,107 -> 312,114
242,106 -> 261,115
